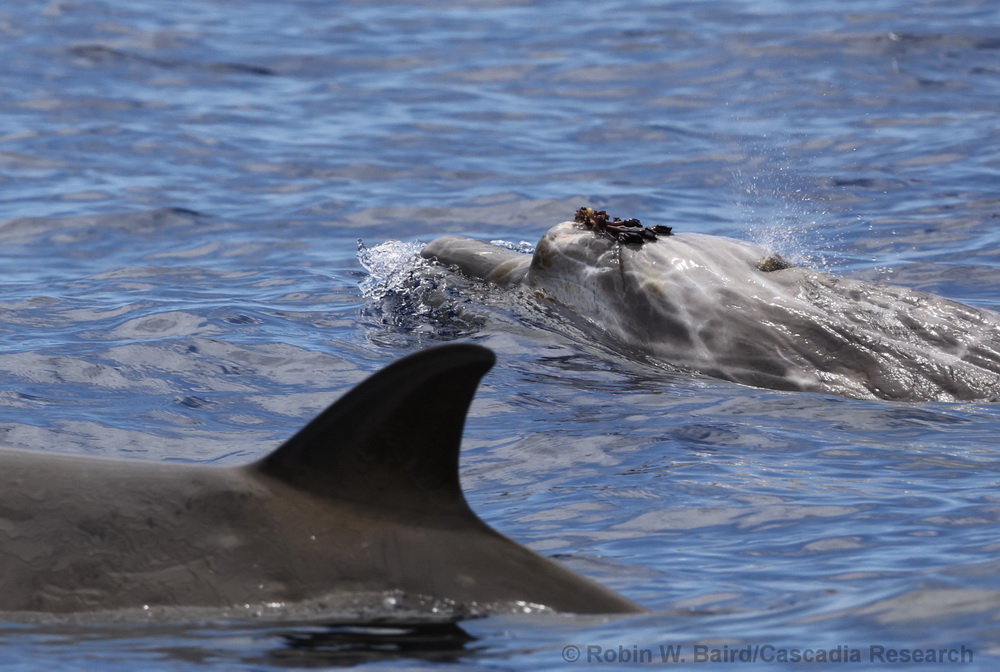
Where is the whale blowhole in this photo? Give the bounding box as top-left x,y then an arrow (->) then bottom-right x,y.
756,253 -> 793,272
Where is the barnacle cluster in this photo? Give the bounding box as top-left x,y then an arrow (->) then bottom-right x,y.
574,207 -> 673,245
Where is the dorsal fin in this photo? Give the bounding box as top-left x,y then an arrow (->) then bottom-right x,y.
252,344 -> 495,515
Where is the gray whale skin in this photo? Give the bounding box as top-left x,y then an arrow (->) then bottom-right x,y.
0,344 -> 642,617
422,221 -> 1000,402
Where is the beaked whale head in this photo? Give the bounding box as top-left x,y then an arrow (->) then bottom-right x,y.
422,215 -> 1000,402
0,344 -> 643,619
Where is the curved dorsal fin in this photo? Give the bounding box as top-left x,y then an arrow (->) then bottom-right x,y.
252,344 -> 495,515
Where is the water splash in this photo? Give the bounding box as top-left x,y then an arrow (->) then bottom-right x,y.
357,239 -> 427,299
723,121 -> 848,271
356,240 -> 485,343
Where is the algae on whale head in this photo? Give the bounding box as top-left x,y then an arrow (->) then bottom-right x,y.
421,209 -> 1000,403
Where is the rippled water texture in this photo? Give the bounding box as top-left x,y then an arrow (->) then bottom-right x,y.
2,0 -> 999,669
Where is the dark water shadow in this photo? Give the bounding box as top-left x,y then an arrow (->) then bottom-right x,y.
261,618 -> 479,668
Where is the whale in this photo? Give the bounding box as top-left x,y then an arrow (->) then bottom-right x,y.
0,343 -> 642,618
421,211 -> 1000,402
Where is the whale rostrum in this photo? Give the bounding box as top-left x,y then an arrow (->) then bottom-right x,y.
0,344 -> 643,618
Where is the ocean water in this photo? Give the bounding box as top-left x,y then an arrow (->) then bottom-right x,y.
1,0 -> 999,669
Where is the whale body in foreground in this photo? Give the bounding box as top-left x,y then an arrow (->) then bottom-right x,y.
0,344 -> 642,618
422,222 -> 1000,402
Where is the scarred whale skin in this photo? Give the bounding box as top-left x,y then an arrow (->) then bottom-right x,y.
0,344 -> 642,617
422,222 -> 1000,402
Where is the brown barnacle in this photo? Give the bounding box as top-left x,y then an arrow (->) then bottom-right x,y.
757,254 -> 792,272
651,224 -> 673,236
573,207 -> 593,228
609,221 -> 646,245
574,207 -> 610,231
618,230 -> 646,244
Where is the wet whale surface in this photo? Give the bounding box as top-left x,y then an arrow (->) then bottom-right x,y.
423,220 -> 1000,402
0,344 -> 641,620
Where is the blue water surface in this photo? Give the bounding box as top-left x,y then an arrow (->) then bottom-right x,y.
1,0 -> 999,669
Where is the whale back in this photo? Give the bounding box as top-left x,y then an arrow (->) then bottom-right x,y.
423,221 -> 1000,401
526,222 -> 1000,401
0,344 -> 644,616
